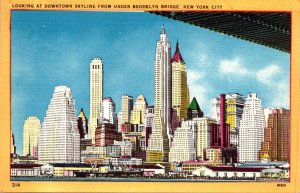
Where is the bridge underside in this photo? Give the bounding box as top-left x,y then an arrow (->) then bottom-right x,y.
151,12 -> 290,53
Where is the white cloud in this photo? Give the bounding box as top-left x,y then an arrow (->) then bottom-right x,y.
188,84 -> 210,114
186,69 -> 210,114
256,65 -> 280,85
187,69 -> 203,84
219,58 -> 249,75
269,80 -> 289,109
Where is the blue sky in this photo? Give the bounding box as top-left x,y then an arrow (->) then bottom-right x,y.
12,11 -> 290,155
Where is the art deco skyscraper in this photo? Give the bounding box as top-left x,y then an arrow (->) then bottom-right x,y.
89,58 -> 103,144
38,86 -> 80,163
121,94 -> 133,124
259,108 -> 290,162
130,95 -> 148,124
171,41 -> 189,121
23,116 -> 41,157
147,26 -> 171,162
238,93 -> 265,162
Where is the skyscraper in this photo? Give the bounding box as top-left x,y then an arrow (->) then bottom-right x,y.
147,26 -> 171,162
171,41 -> 189,121
23,116 -> 41,157
99,97 -> 118,127
225,93 -> 245,130
193,117 -> 217,160
89,58 -> 103,144
169,125 -> 196,162
78,108 -> 88,139
238,93 -> 265,162
38,86 -> 80,163
210,97 -> 220,123
130,95 -> 148,124
121,94 -> 133,124
259,108 -> 290,162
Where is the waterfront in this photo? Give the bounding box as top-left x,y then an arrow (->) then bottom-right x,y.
11,177 -> 288,182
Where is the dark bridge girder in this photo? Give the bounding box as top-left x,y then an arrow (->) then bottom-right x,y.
151,12 -> 290,53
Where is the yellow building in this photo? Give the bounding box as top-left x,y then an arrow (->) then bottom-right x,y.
205,148 -> 222,162
121,94 -> 133,124
225,93 -> 245,131
23,116 -> 41,157
171,41 -> 189,121
130,95 -> 147,124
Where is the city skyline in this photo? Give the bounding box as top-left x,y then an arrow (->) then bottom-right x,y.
12,11 -> 290,155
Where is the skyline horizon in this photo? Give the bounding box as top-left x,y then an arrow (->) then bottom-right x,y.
12,11 -> 290,155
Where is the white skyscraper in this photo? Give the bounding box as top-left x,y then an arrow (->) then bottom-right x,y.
99,97 -> 117,127
210,97 -> 220,123
147,26 -> 171,162
238,93 -> 265,162
38,86 -> 80,163
89,58 -> 103,143
169,125 -> 196,162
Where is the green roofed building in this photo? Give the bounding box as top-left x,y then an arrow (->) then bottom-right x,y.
187,97 -> 204,120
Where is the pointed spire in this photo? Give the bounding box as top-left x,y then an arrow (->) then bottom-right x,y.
176,39 -> 179,51
161,25 -> 166,34
188,97 -> 200,110
171,40 -> 185,63
78,108 -> 87,121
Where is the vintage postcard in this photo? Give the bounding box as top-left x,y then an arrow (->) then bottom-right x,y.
0,0 -> 300,192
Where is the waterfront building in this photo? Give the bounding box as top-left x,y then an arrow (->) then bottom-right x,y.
121,94 -> 133,124
187,97 -> 204,120
130,95 -> 148,124
147,26 -> 171,162
89,58 -> 103,144
38,86 -> 80,163
171,41 -> 189,121
95,123 -> 122,147
11,164 -> 42,177
169,125 -> 196,162
22,116 -> 40,158
192,166 -> 263,178
77,108 -> 88,139
99,97 -> 118,127
238,93 -> 265,162
259,108 -> 290,162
